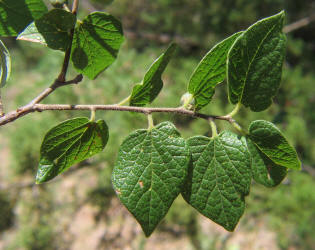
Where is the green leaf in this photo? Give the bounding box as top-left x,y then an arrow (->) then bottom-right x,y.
17,9 -> 76,51
71,12 -> 124,79
112,122 -> 189,236
182,131 -> 251,231
249,120 -> 301,170
0,40 -> 11,87
129,44 -> 177,107
36,117 -> 109,184
188,32 -> 242,110
227,11 -> 287,112
0,0 -> 48,37
244,136 -> 287,187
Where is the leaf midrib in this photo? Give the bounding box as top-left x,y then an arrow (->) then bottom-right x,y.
238,20 -> 279,103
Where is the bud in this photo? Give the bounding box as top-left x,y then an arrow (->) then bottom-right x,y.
49,0 -> 68,8
180,92 -> 195,110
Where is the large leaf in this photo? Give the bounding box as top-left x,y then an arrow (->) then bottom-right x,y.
36,117 -> 109,184
249,120 -> 301,170
182,131 -> 251,231
0,0 -> 47,36
188,32 -> 242,110
227,11 -> 286,112
112,122 -> 189,236
0,40 -> 10,87
244,137 -> 287,187
71,12 -> 124,79
129,44 -> 177,107
17,9 -> 76,51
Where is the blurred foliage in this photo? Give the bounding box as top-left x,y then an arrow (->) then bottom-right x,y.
0,192 -> 14,232
0,0 -> 314,249
247,172 -> 315,249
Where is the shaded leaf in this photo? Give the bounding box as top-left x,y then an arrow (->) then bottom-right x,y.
182,131 -> 251,231
188,32 -> 242,110
227,11 -> 286,111
17,9 -> 76,51
0,0 -> 47,36
36,118 -> 109,183
244,136 -> 287,187
71,12 -> 124,79
129,44 -> 177,106
0,40 -> 10,87
112,122 -> 189,236
249,120 -> 301,170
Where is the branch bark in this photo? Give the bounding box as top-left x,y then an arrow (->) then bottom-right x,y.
0,103 -> 234,127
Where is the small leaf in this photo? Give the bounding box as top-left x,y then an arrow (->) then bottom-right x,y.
227,11 -> 287,111
188,32 -> 242,110
244,137 -> 287,187
36,118 -> 109,183
0,40 -> 11,87
112,122 -> 189,236
71,12 -> 124,79
182,131 -> 251,231
0,0 -> 48,37
129,44 -> 177,107
249,120 -> 301,170
17,9 -> 76,51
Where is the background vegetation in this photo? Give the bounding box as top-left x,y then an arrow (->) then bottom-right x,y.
0,0 -> 314,249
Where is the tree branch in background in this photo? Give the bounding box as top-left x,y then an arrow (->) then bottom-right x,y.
283,12 -> 315,33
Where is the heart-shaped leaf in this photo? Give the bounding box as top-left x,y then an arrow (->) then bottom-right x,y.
71,12 -> 124,79
17,9 -> 76,51
36,117 -> 109,183
244,136 -> 287,187
249,120 -> 301,170
182,131 -> 251,231
227,11 -> 286,112
112,122 -> 189,236
129,43 -> 177,107
0,0 -> 48,37
188,32 -> 242,110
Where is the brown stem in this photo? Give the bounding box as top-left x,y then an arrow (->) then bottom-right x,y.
28,74 -> 83,106
0,104 -> 234,126
0,104 -> 233,127
57,0 -> 80,82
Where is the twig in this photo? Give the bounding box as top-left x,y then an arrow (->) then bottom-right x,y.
25,0 -> 82,106
0,103 -> 234,127
57,0 -> 80,82
28,74 -> 83,106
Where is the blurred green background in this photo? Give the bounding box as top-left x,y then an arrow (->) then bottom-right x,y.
0,0 -> 314,249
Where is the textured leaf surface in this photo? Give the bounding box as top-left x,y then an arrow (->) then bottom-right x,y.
36,118 -> 109,183
227,11 -> 286,111
0,40 -> 10,87
182,131 -> 251,231
188,32 -> 242,110
71,12 -> 124,79
129,44 -> 177,106
244,137 -> 287,187
17,9 -> 76,51
112,122 -> 189,236
0,0 -> 47,36
249,120 -> 301,170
